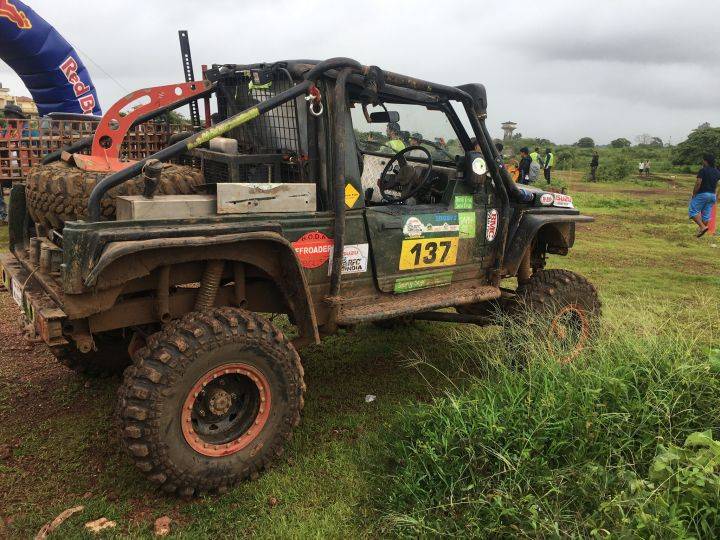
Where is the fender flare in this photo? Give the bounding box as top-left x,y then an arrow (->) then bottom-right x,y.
84,231 -> 319,343
503,212 -> 593,276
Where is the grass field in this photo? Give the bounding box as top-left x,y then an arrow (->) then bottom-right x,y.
1,170 -> 718,537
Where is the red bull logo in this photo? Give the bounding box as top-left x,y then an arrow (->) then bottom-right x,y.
0,0 -> 31,29
60,55 -> 96,114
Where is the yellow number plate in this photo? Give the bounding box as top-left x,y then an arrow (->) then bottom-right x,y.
399,237 -> 459,270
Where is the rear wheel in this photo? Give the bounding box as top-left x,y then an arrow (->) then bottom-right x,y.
115,307 -> 305,496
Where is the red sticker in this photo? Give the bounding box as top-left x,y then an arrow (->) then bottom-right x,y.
292,231 -> 333,269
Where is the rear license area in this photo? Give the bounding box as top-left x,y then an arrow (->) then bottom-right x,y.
11,277 -> 24,309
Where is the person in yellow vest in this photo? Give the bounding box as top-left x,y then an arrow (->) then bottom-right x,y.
530,147 -> 540,165
543,147 -> 555,184
384,122 -> 406,153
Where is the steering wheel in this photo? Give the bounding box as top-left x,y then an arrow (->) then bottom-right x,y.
378,145 -> 434,203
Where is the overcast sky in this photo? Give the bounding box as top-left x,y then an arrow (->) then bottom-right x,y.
1,0 -> 718,145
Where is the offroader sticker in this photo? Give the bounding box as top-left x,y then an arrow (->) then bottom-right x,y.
292,231 -> 333,268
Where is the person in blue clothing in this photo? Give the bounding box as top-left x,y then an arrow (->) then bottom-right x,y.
689,154 -> 720,237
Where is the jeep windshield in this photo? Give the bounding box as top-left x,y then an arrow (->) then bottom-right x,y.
351,102 -> 463,164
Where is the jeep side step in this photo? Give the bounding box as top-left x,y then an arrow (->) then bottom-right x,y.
335,281 -> 500,325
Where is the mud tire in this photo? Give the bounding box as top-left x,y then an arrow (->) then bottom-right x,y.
115,307 -> 305,497
25,160 -> 204,229
510,269 -> 601,362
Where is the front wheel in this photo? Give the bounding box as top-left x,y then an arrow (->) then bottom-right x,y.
511,269 -> 601,363
115,307 -> 305,496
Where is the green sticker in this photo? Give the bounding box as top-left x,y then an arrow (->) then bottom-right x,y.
394,270 -> 453,293
454,195 -> 473,210
458,212 -> 476,238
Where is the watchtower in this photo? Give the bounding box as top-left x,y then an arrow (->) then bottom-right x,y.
501,121 -> 517,141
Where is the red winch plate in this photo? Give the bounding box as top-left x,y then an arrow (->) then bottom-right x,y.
75,80 -> 212,172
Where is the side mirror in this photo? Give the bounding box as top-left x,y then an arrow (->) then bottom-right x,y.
369,110 -> 400,123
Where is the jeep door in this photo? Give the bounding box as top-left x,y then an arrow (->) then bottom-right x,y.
350,102 -> 495,293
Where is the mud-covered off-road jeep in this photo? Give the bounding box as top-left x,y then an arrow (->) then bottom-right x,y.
1,57 -> 599,496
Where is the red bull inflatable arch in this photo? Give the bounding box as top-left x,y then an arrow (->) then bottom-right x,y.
0,0 -> 101,116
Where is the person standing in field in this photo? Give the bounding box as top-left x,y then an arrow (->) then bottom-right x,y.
589,151 -> 599,182
518,147 -> 532,184
530,147 -> 540,165
644,160 -> 651,176
688,154 -> 719,237
638,161 -> 644,176
543,147 -> 555,184
529,158 -> 541,184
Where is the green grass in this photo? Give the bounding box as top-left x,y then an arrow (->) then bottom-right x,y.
1,170 -> 718,537
375,307 -> 720,537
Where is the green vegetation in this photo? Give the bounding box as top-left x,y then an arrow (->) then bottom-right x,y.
674,126 -> 720,166
507,125 -> 715,181
610,137 -> 631,148
1,171 -> 719,537
377,310 -> 720,537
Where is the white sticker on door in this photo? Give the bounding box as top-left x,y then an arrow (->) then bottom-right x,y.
328,243 -> 369,275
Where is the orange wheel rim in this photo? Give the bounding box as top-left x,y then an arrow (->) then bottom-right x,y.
182,363 -> 271,457
549,304 -> 590,364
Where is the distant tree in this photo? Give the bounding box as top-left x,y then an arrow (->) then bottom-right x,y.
697,122 -> 711,130
160,110 -> 191,126
635,133 -> 652,146
635,133 -> 664,148
532,137 -> 555,147
610,137 -> 631,148
672,127 -> 720,165
576,137 -> 595,148
512,132 -> 523,140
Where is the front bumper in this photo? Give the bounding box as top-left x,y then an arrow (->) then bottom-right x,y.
1,253 -> 67,347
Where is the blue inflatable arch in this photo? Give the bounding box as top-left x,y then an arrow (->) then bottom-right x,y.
0,0 -> 102,116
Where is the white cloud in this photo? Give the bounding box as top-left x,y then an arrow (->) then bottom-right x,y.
1,0 -> 717,144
